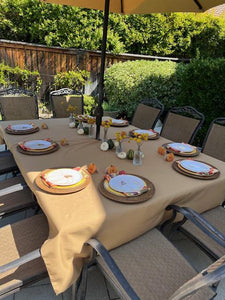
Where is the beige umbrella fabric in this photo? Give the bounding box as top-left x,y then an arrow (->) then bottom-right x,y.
43,0 -> 225,13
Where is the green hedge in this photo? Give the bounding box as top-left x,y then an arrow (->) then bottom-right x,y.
53,69 -> 89,91
1,0 -> 225,58
0,63 -> 42,92
105,59 -> 225,144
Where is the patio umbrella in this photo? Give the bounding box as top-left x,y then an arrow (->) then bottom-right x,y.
42,0 -> 224,139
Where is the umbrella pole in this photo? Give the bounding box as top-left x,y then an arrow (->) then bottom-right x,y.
95,0 -> 110,140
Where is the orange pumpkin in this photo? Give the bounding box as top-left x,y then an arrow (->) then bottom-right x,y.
107,165 -> 117,174
158,146 -> 166,156
166,153 -> 175,162
88,163 -> 97,174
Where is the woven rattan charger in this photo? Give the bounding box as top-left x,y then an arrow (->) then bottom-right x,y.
162,143 -> 200,157
17,143 -> 59,155
173,159 -> 220,180
99,174 -> 155,204
5,126 -> 40,135
129,130 -> 159,140
35,168 -> 90,194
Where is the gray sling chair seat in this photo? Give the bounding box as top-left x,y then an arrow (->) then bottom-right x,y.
0,176 -> 38,219
0,88 -> 39,176
131,99 -> 164,130
166,205 -> 225,261
160,106 -> 205,144
202,117 -> 225,162
0,214 -> 48,299
75,228 -> 225,300
50,88 -> 84,118
0,225 -> 224,299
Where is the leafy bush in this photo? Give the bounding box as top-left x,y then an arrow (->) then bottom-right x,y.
104,60 -> 183,117
1,0 -> 225,58
53,69 -> 89,91
83,95 -> 97,115
0,62 -> 42,92
105,59 -> 225,145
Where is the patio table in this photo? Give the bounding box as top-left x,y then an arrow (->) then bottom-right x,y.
1,118 -> 225,295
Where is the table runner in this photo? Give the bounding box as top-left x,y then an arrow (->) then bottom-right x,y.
1,118 -> 225,294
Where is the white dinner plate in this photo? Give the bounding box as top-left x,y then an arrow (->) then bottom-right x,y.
168,143 -> 194,153
45,168 -> 83,186
109,175 -> 145,193
134,129 -> 155,136
112,119 -> 126,124
179,160 -> 211,174
11,124 -> 33,131
24,140 -> 52,150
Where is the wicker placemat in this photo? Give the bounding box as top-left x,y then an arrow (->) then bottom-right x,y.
17,143 -> 59,155
99,174 -> 155,204
35,168 -> 90,194
111,121 -> 129,127
172,160 -> 220,180
129,130 -> 159,140
5,126 -> 40,135
162,143 -> 200,157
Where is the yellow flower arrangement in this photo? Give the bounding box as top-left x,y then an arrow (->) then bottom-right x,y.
87,116 -> 96,124
102,119 -> 112,128
115,131 -> 127,142
129,132 -> 149,145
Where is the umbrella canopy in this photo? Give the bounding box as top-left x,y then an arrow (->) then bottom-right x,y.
43,0 -> 224,13
42,0 -> 225,139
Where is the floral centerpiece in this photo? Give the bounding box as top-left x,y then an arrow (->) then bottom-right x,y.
115,131 -> 127,154
87,116 -> 96,138
101,119 -> 112,142
129,132 -> 149,165
66,104 -> 77,128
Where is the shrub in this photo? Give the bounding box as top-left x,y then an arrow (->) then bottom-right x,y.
83,95 -> 97,115
0,62 -> 42,92
105,59 -> 225,145
104,60 -> 183,117
53,69 -> 89,91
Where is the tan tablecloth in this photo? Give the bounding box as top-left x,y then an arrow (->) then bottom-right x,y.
1,118 -> 225,294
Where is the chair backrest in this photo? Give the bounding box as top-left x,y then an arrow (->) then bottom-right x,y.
160,106 -> 205,144
202,118 -> 225,162
50,88 -> 83,118
0,88 -> 38,121
132,99 -> 164,129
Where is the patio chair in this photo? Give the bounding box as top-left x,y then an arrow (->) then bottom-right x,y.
166,204 -> 225,260
50,88 -> 83,118
160,106 -> 205,144
0,88 -> 39,176
202,117 -> 225,162
0,214 -> 48,299
132,99 -> 164,129
75,228 -> 223,300
0,176 -> 38,219
0,88 -> 38,121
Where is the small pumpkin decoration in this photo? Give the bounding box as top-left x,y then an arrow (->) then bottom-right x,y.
117,152 -> 126,159
88,163 -> 97,174
126,149 -> 134,160
41,123 -> 48,129
77,128 -> 84,135
100,142 -> 109,151
166,153 -> 175,162
107,165 -> 117,174
83,127 -> 89,135
107,139 -> 114,149
158,146 -> 166,156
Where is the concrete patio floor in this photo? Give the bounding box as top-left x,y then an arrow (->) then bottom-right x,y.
0,146 -> 224,300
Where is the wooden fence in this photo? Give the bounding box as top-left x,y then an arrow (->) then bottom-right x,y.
0,39 -> 188,99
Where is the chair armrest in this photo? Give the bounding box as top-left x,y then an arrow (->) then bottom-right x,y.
0,249 -> 41,274
170,255 -> 225,300
167,205 -> 225,248
87,239 -> 140,300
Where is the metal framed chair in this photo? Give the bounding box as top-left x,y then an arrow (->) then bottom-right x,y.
50,88 -> 83,118
0,214 -> 48,299
132,98 -> 164,130
0,175 -> 38,220
166,204 -> 225,260
202,117 -> 225,162
0,88 -> 38,121
160,106 -> 205,144
0,150 -> 18,176
75,228 -> 224,300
